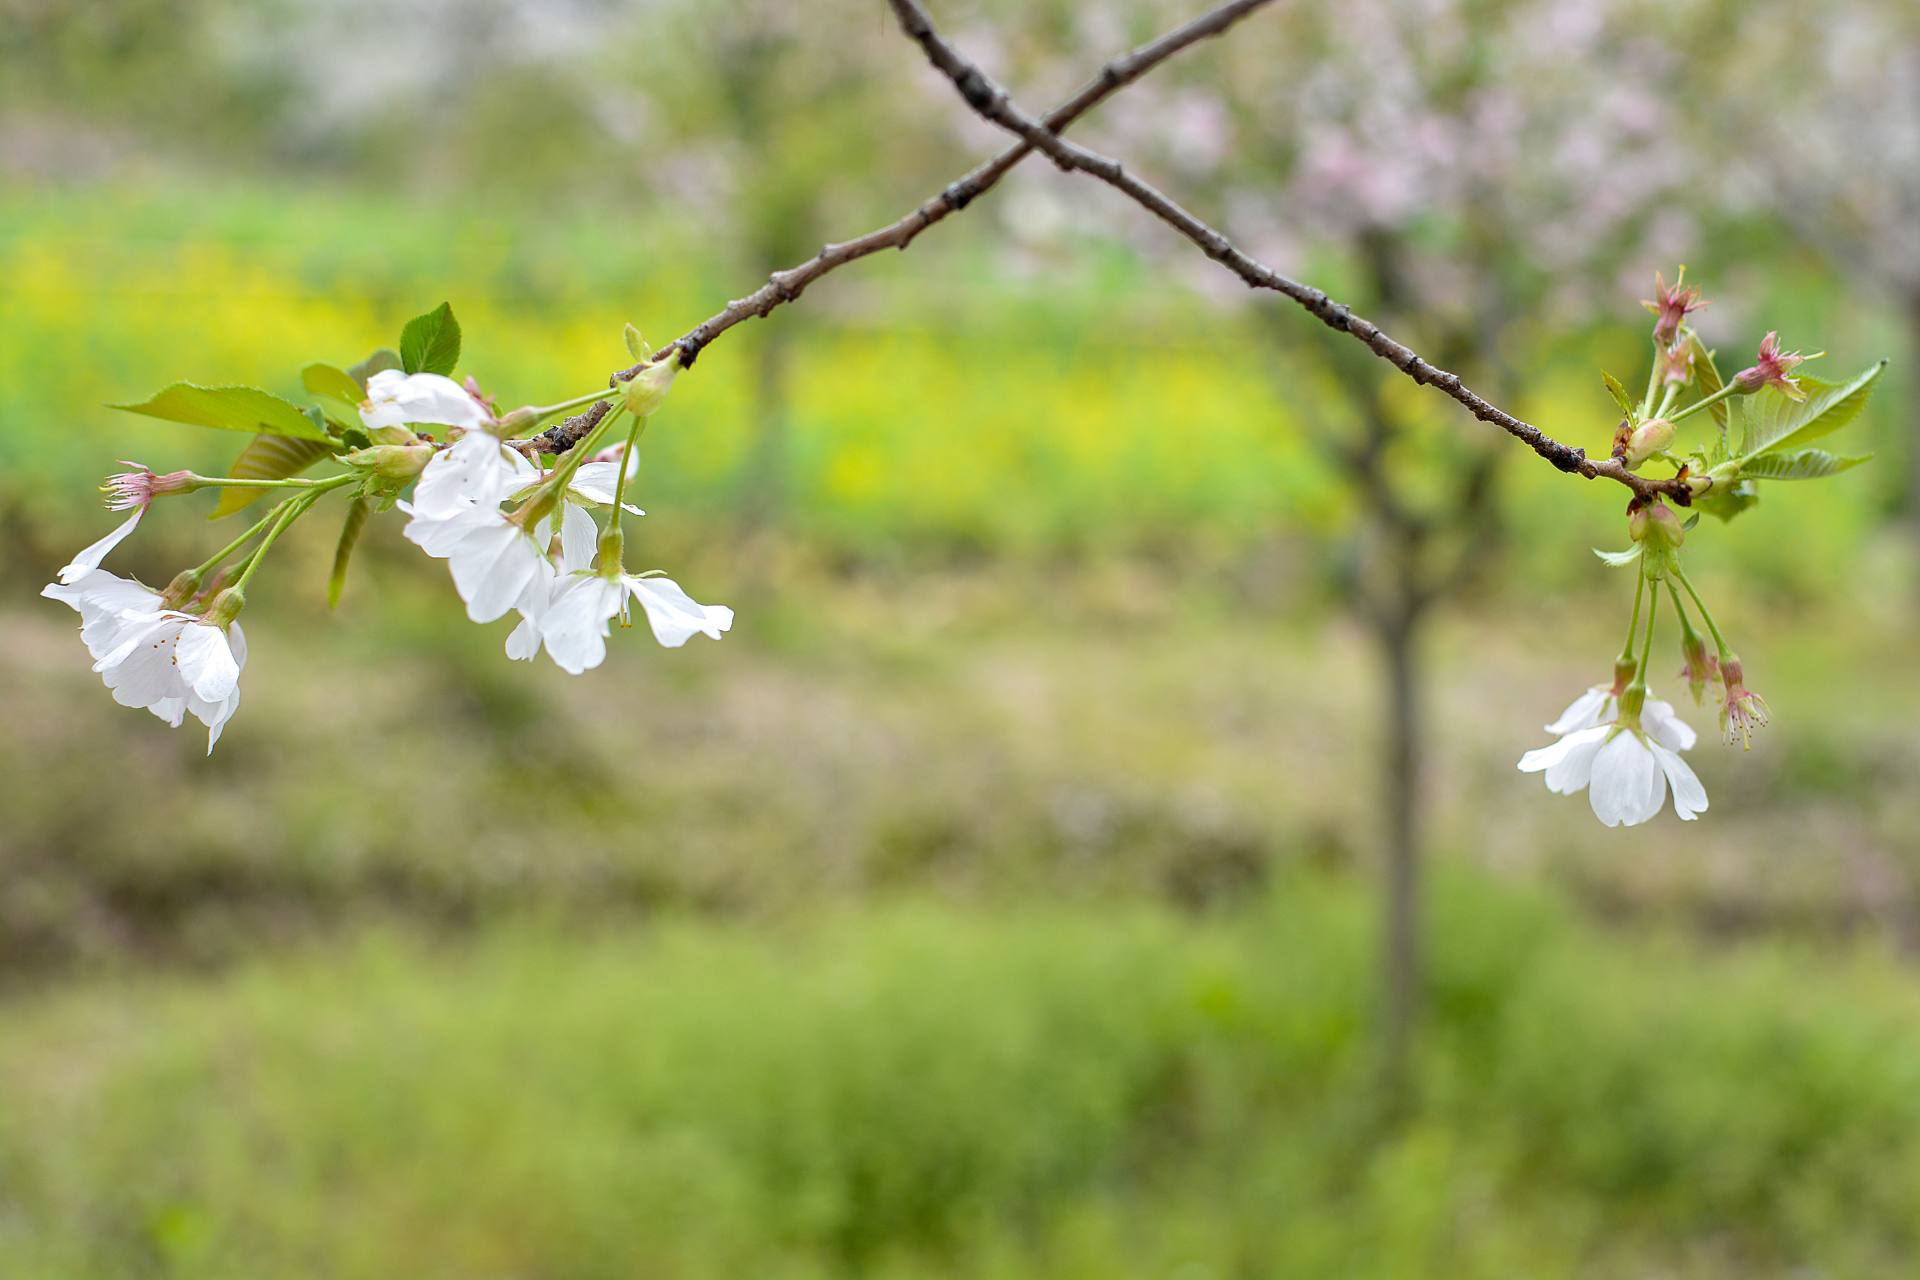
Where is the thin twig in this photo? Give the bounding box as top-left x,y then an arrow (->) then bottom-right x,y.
887,0 -> 1689,505
605,0 -> 1275,382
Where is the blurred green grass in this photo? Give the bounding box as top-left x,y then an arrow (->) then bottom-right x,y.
5,184 -> 1920,1279
6,872 -> 1920,1278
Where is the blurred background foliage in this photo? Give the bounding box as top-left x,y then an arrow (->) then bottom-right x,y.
2,0 -> 1919,1274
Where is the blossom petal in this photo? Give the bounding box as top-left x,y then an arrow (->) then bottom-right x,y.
1651,742 -> 1708,820
1643,697 -> 1697,752
623,576 -> 732,648
1545,686 -> 1610,735
1588,732 -> 1665,828
558,502 -> 599,575
56,509 -> 145,584
541,575 -> 623,674
361,370 -> 490,432
1544,726 -> 1610,795
173,623 -> 240,703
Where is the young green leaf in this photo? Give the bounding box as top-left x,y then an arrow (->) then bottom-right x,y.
1695,478 -> 1760,522
346,348 -> 403,388
112,383 -> 333,442
1687,332 -> 1728,430
328,496 -> 371,608
1593,545 -> 1642,567
1601,371 -> 1634,418
399,302 -> 461,376
208,434 -> 336,519
1739,448 -> 1872,481
304,365 -> 367,434
624,323 -> 651,362
1739,361 -> 1886,458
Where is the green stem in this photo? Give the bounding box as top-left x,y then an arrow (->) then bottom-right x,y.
601,412 -> 649,565
231,491 -> 319,593
1640,339 -> 1663,418
1666,579 -> 1700,649
1630,578 -> 1660,694
1656,383 -> 1681,419
1617,571 -> 1646,665
527,386 -> 620,424
1669,381 -> 1740,426
191,472 -> 351,490
1671,565 -> 1733,661
190,503 -> 288,579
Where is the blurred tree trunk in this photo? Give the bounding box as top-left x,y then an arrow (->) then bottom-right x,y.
1375,590 -> 1422,1100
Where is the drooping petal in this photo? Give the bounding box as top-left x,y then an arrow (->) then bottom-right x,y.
173,622 -> 240,703
1642,697 -> 1697,752
623,576 -> 733,648
1543,726 -> 1610,795
505,615 -> 543,661
1544,686 -> 1611,735
1651,742 -> 1708,820
558,501 -> 599,575
1588,731 -> 1665,828
55,509 -> 145,585
541,575 -> 624,674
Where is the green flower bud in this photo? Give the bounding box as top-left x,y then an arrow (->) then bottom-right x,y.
618,357 -> 680,419
493,406 -> 540,434
1623,418 -> 1675,468
160,569 -> 204,610
344,443 -> 435,480
207,586 -> 247,628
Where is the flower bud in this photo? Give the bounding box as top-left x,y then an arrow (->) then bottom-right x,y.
160,569 -> 204,610
1610,656 -> 1637,698
618,357 -> 680,419
1628,499 -> 1684,550
493,406 -> 540,434
207,586 -> 247,628
1678,631 -> 1714,706
1623,418 -> 1675,468
344,443 -> 434,480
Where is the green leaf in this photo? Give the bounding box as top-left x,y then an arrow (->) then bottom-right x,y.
1601,371 -> 1633,418
208,434 -> 336,519
1739,448 -> 1873,481
1695,478 -> 1760,522
1593,545 -> 1642,567
1688,332 -> 1727,430
113,383 -> 332,442
346,348 -> 402,389
1739,361 -> 1886,458
399,302 -> 461,376
328,496 -> 372,608
302,363 -> 363,403
624,323 -> 651,363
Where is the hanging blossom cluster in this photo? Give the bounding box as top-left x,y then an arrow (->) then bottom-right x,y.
1518,269 -> 1884,827
42,305 -> 729,752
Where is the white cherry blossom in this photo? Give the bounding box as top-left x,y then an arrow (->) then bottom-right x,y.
87,607 -> 249,754
1519,691 -> 1706,827
527,570 -> 733,675
360,370 -> 491,433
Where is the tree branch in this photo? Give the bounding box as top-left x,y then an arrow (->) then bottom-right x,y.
605,0 -> 1276,383
886,0 -> 1689,505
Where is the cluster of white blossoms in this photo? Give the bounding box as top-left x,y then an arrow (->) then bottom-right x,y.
44,336 -> 730,753
391,374 -> 732,674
